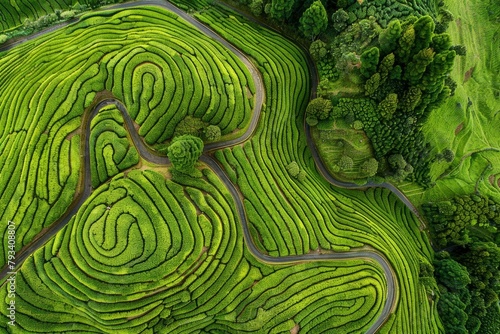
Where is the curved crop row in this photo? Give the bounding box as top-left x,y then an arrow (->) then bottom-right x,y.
198,7 -> 442,333
0,6 -> 253,266
90,103 -> 139,188
0,169 -> 387,333
0,0 -> 79,31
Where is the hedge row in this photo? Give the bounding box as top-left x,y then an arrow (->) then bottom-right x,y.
89,104 -> 139,188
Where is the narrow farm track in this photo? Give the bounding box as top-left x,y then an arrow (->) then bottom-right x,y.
0,1 -> 403,333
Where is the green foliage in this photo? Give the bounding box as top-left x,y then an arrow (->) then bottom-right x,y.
204,125 -> 221,142
364,72 -> 381,97
249,0 -> 264,16
174,116 -> 207,137
423,195 -> 500,248
270,0 -> 294,20
286,161 -> 300,178
450,45 -> 467,56
338,155 -> 354,171
404,47 -> 435,85
309,39 -> 328,61
378,93 -> 398,119
360,47 -> 380,78
437,292 -> 468,334
299,1 -> 328,39
412,15 -> 435,54
360,158 -> 378,177
435,258 -> 471,291
431,33 -> 452,53
331,9 -> 349,32
306,97 -> 332,121
167,135 -> 204,174
379,19 -> 402,55
0,35 -> 8,44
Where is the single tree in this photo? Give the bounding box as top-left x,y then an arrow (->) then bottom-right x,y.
306,97 -> 332,120
360,47 -> 380,78
204,125 -> 221,142
167,135 -> 204,174
378,19 -> 402,54
249,0 -> 264,16
331,8 -> 349,32
299,1 -> 328,40
270,0 -> 294,21
309,39 -> 328,61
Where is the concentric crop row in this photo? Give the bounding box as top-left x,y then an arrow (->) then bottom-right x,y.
0,6 -> 254,266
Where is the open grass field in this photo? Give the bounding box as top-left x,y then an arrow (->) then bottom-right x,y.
409,0 -> 500,205
0,5 -> 254,268
0,1 -> 444,332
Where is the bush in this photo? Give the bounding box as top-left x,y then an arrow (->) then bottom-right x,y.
204,125 -> 221,141
167,135 -> 204,174
61,11 -> 76,20
338,155 -> 354,170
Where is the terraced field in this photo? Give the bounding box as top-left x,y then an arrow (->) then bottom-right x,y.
0,0 -> 77,31
197,6 -> 441,333
90,103 -> 139,188
0,4 -> 254,266
0,1 -> 441,333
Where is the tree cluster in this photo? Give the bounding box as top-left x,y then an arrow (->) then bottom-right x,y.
425,193 -> 500,334
423,194 -> 500,248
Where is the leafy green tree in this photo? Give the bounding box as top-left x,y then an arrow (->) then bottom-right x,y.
378,19 -> 402,54
437,292 -> 468,334
397,24 -> 415,63
167,135 -> 204,174
360,158 -> 378,176
0,34 -> 8,44
400,87 -> 422,112
431,33 -> 452,53
297,170 -> 307,181
306,97 -> 332,120
331,9 -> 349,32
336,51 -> 361,75
404,47 -> 435,85
442,148 -> 454,162
466,316 -> 481,334
309,39 -> 328,61
270,0 -> 294,21
364,73 -> 381,97
249,0 -> 264,16
338,155 -> 354,171
479,304 -> 500,334
174,116 -> 206,137
204,125 -> 221,142
300,1 -> 328,39
435,259 -> 471,290
378,53 -> 395,82
378,93 -> 398,119
360,47 -> 380,78
412,15 -> 435,53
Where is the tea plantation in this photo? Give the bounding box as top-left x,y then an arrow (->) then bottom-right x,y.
0,1 -> 445,333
